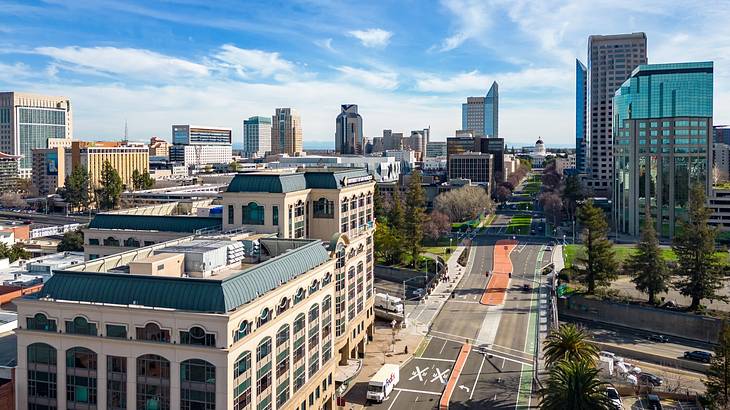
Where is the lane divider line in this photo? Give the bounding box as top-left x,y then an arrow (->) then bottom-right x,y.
439,342 -> 472,410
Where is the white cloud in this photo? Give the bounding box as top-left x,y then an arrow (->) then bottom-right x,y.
416,68 -> 568,93
34,46 -> 210,79
314,38 -> 335,52
0,62 -> 33,79
435,0 -> 493,51
347,29 -> 393,48
213,44 -> 297,80
335,66 -> 398,90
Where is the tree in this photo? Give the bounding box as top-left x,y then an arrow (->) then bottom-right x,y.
0,192 -> 28,209
374,223 -> 402,265
97,161 -> 123,210
540,191 -> 564,226
434,186 -> 491,223
624,213 -> 670,304
404,171 -> 426,266
673,183 -> 727,310
424,210 -> 451,240
389,187 -> 405,232
562,174 -> 585,221
229,161 -> 241,172
61,166 -> 91,211
575,200 -> 617,293
539,360 -> 614,410
543,323 -> 599,367
706,321 -> 730,409
57,230 -> 84,252
494,185 -> 511,203
0,243 -> 30,262
132,169 -> 155,191
373,185 -> 388,221
541,165 -> 561,191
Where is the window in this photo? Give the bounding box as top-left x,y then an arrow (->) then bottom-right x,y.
272,205 -> 279,226
106,324 -> 127,338
243,202 -> 265,225
257,337 -> 272,362
181,359 -> 216,410
294,314 -> 306,333
103,236 -> 120,246
27,313 -> 57,332
66,347 -> 97,406
137,354 -> 171,410
228,205 -> 234,224
124,237 -> 140,247
294,288 -> 306,305
28,343 -> 57,407
313,198 -> 334,219
107,356 -> 127,410
323,272 -> 332,286
180,326 -> 216,347
309,279 -> 320,294
258,307 -> 272,327
66,316 -> 97,336
88,238 -> 99,245
234,320 -> 251,342
233,352 -> 252,410
257,338 -> 273,395
136,322 -> 170,342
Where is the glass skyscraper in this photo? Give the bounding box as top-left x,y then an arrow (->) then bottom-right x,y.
461,81 -> 498,138
484,82 -> 498,138
613,62 -> 713,238
575,60 -> 587,173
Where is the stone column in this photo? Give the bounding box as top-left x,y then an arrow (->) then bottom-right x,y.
126,356 -> 136,409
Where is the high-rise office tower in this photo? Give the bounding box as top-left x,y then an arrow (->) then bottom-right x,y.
575,60 -> 588,173
170,125 -> 233,167
271,108 -> 303,155
461,82 -> 498,138
0,92 -> 72,177
243,116 -> 272,158
713,125 -> 730,145
335,104 -> 363,154
614,62 -> 713,238
586,33 -> 647,196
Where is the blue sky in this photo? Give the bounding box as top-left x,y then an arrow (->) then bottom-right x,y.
1,0 -> 728,147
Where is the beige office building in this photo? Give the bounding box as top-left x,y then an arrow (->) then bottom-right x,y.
271,108 -> 303,155
32,146 -> 66,196
67,141 -> 149,189
0,92 -> 73,177
149,137 -> 170,158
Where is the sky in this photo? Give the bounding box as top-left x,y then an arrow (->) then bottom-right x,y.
1,0 -> 729,148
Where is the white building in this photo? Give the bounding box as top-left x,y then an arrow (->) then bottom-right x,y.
170,145 -> 233,168
243,116 -> 272,158
529,138 -> 548,168
423,157 -> 447,172
266,154 -> 401,182
384,149 -> 417,173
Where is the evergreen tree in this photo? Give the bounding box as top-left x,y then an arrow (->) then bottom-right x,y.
562,174 -> 585,221
61,166 -> 91,211
539,360 -> 614,410
97,161 -> 123,210
57,230 -> 84,252
373,185 -> 387,221
543,323 -> 599,367
390,187 -> 405,233
132,169 -> 155,190
624,213 -> 670,304
706,321 -> 730,408
404,171 -> 426,266
575,200 -> 617,293
673,183 -> 726,310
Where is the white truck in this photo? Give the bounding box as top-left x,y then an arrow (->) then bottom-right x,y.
374,293 -> 404,314
367,363 -> 400,403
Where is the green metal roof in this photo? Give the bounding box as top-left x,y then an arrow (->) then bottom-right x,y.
89,214 -> 222,233
36,240 -> 330,313
226,173 -> 307,193
304,169 -> 371,189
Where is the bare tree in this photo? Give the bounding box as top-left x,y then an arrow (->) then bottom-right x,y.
424,210 -> 451,240
434,186 -> 491,222
539,191 -> 564,226
0,192 -> 28,209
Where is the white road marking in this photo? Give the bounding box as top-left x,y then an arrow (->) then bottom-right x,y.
409,366 -> 428,382
458,385 -> 470,393
386,390 -> 401,410
414,357 -> 455,363
470,353 -> 486,400
439,339 -> 448,355
431,367 -> 450,384
393,387 -> 442,396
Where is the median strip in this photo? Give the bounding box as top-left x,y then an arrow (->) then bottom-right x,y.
439,342 -> 471,410
480,239 -> 517,305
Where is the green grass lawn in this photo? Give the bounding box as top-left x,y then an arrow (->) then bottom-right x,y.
422,236 -> 455,262
563,244 -> 680,268
523,182 -> 541,195
506,214 -> 532,235
452,213 -> 487,230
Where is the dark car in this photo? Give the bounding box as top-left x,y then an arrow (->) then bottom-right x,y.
646,394 -> 663,410
522,284 -> 531,292
638,372 -> 663,387
684,350 -> 712,363
647,334 -> 669,343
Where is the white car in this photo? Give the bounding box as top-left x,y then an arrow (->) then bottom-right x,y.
606,386 -> 622,409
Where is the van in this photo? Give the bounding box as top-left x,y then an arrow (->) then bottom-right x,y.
367,364 -> 400,403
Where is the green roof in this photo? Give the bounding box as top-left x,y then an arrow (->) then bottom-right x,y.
227,169 -> 372,193
89,214 -> 222,233
37,240 -> 330,313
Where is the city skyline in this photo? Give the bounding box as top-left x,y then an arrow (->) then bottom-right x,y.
0,1 -> 728,146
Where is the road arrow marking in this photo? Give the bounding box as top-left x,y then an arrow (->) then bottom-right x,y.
458,385 -> 470,393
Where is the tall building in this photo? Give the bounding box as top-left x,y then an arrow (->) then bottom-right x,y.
0,152 -> 19,192
335,105 -> 363,155
461,82 -> 498,138
408,130 -> 427,160
148,136 -> 169,158
477,137 -> 505,183
586,33 -> 647,196
382,129 -> 403,151
67,141 -> 150,189
448,152 -> 493,186
714,143 -> 730,182
714,125 -> 730,145
170,125 -> 233,167
271,108 -> 303,155
243,116 -> 272,158
575,60 -> 588,173
32,147 -> 64,196
614,62 -> 713,238
0,92 -> 72,177
426,141 -> 447,158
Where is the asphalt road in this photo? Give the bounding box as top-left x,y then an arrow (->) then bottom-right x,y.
369,229 -> 551,409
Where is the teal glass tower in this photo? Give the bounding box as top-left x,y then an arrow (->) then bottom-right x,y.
613,62 -> 713,238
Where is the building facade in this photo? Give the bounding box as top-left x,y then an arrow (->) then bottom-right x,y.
586,33 -> 647,196
613,62 -> 713,237
426,142 -> 447,158
67,141 -> 150,189
0,152 -> 19,193
461,82 -> 498,138
477,137 -> 505,184
244,116 -> 272,158
271,108 -> 303,156
447,152 -> 493,186
170,125 -> 233,167
575,60 -> 588,173
714,125 -> 730,145
32,147 -> 64,196
0,92 -> 73,177
714,143 -> 730,182
148,137 -> 169,158
335,105 -> 363,155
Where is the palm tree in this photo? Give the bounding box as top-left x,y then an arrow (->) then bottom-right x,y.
539,359 -> 614,410
543,323 -> 598,367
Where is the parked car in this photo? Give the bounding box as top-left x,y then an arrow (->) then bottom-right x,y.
646,394 -> 663,410
545,246 -> 553,252
647,334 -> 669,343
684,350 -> 712,363
638,372 -> 663,387
522,284 -> 531,292
606,386 -> 622,410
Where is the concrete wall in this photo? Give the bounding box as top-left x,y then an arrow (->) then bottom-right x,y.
559,295 -> 722,344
